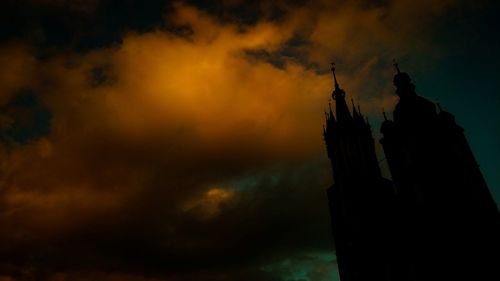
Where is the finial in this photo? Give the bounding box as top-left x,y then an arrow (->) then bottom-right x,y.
382,108 -> 388,121
393,59 -> 401,74
331,62 -> 339,89
350,98 -> 355,108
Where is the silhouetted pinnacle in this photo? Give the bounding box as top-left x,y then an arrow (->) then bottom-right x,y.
330,63 -> 346,101
331,62 -> 340,90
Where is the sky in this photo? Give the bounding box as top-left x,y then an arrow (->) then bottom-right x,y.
0,0 -> 499,280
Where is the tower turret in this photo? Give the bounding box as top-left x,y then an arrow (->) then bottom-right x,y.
380,63 -> 500,281
391,63 -> 437,126
330,63 -> 352,124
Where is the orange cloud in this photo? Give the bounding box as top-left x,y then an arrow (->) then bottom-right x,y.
0,3 -> 333,265
0,0 -> 487,279
182,187 -> 235,220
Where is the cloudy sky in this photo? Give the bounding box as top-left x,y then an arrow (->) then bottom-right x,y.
0,0 -> 499,280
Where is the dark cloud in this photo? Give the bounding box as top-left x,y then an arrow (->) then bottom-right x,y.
0,0 -> 166,51
0,5 -> 333,279
0,90 -> 51,144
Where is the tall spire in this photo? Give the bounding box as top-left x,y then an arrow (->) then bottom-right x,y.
331,62 -> 345,100
330,63 -> 351,123
331,62 -> 340,90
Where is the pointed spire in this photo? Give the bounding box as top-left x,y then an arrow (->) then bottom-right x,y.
330,62 -> 345,100
331,62 -> 340,90
383,108 -> 388,121
329,63 -> 351,123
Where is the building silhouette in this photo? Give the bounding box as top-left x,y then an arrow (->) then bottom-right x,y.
323,64 -> 500,281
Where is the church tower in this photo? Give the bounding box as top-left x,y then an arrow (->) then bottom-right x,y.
324,63 -> 500,281
323,64 -> 395,281
380,64 -> 500,281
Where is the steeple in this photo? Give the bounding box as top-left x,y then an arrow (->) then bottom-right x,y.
323,63 -> 396,281
331,62 -> 341,93
379,63 -> 500,281
330,63 -> 352,123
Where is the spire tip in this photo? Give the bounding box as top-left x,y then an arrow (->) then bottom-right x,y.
330,62 -> 339,89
